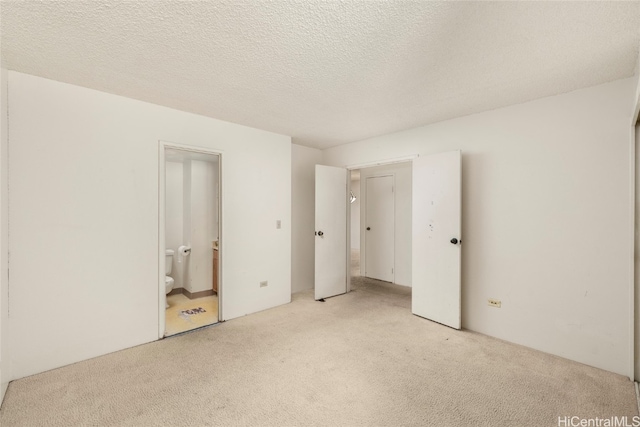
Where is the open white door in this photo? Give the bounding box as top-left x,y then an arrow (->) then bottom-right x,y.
412,150 -> 462,329
315,165 -> 348,300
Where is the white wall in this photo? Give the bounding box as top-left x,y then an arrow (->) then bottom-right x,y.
358,163 -> 412,287
165,161 -> 184,289
0,67 -> 9,402
8,71 -> 292,379
323,78 -> 636,377
189,159 -> 218,293
291,144 -> 322,294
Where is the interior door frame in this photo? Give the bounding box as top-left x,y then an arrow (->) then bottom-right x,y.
630,59 -> 640,381
631,68 -> 640,381
632,120 -> 639,381
158,141 -> 223,339
345,155 -> 419,290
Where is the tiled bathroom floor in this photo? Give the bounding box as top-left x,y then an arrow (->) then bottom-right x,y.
165,293 -> 218,336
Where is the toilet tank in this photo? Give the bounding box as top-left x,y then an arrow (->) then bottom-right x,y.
165,249 -> 175,275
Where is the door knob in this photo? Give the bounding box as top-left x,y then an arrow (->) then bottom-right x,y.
317,231 -> 324,237
366,227 -> 371,231
450,238 -> 458,244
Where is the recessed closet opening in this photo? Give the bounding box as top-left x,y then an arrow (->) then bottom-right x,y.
160,144 -> 221,337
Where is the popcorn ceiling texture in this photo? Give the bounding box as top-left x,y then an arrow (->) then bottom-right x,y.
1,1 -> 639,149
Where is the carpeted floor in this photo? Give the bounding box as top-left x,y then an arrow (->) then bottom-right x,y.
0,276 -> 637,426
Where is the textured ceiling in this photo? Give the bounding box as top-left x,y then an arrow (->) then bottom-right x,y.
2,1 -> 640,149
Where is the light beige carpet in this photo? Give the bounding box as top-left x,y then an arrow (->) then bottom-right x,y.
0,277 -> 637,426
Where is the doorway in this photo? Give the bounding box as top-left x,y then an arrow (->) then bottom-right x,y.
353,163 -> 412,288
159,143 -> 221,337
315,152 -> 462,329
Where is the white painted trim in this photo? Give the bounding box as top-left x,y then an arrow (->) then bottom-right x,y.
633,42 -> 640,126
158,144 -> 166,338
630,125 -> 636,381
345,154 -> 419,170
633,79 -> 640,127
346,174 -> 351,294
217,153 -> 224,321
633,43 -> 640,126
0,67 -> 9,405
158,140 -> 223,338
630,42 -> 639,380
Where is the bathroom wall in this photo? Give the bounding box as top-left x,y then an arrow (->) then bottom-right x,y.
165,158 -> 218,295
189,159 -> 218,294
165,161 -> 184,289
8,71 -> 291,380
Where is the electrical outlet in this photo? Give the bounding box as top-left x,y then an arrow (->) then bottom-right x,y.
276,220 -> 281,229
488,299 -> 501,308
260,281 -> 268,288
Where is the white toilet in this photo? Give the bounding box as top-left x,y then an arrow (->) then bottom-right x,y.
165,249 -> 175,308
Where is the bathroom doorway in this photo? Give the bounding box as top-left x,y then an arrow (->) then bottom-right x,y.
159,143 -> 221,338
